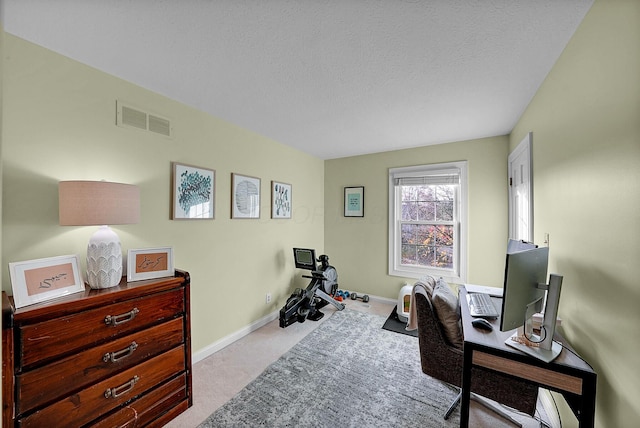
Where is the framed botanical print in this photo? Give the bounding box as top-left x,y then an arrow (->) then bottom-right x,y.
271,181 -> 292,219
231,173 -> 261,219
172,162 -> 215,220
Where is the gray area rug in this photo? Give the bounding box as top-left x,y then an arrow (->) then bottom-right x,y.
198,309 -> 460,427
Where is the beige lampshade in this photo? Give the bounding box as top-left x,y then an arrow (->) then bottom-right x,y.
59,180 -> 140,289
59,181 -> 140,226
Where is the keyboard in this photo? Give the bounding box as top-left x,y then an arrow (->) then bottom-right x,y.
466,292 -> 499,318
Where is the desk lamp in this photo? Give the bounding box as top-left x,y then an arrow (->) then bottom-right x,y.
59,180 -> 140,289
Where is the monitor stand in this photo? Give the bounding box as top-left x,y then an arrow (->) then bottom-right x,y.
505,332 -> 562,363
505,273 -> 564,363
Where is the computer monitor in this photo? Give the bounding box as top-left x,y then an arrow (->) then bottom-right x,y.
293,248 -> 317,270
500,245 -> 563,362
500,246 -> 548,332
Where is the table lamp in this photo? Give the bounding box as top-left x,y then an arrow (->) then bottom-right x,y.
59,180 -> 140,289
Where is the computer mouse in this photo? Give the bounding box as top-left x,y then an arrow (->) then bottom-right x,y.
472,318 -> 494,331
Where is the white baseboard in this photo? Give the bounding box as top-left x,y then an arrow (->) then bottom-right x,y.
192,309 -> 279,364
539,389 -> 561,428
368,294 -> 397,305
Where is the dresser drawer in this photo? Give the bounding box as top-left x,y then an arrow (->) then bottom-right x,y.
18,288 -> 185,368
19,346 -> 186,428
17,317 -> 185,414
91,375 -> 188,428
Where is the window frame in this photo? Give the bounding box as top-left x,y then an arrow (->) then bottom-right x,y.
388,161 -> 468,283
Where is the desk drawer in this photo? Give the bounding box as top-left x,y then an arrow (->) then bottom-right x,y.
17,317 -> 185,414
18,288 -> 184,368
19,346 -> 186,428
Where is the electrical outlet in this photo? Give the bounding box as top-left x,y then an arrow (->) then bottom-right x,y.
266,293 -> 272,304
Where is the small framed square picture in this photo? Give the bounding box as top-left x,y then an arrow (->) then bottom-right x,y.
271,181 -> 292,219
171,162 -> 215,220
127,247 -> 174,282
231,173 -> 261,219
9,255 -> 85,309
344,186 -> 365,217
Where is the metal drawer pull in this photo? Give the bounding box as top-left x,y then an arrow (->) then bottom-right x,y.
104,375 -> 139,399
104,308 -> 140,326
103,341 -> 138,363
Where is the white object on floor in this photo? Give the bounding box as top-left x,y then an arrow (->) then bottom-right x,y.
397,283 -> 413,323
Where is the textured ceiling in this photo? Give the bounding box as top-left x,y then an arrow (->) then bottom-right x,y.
2,0 -> 593,159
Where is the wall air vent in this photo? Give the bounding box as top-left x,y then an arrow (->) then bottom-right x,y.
148,114 -> 172,137
116,101 -> 172,137
121,105 -> 147,130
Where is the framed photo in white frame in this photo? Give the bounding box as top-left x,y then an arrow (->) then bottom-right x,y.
271,181 -> 292,219
9,255 -> 85,309
127,247 -> 174,282
231,173 -> 261,219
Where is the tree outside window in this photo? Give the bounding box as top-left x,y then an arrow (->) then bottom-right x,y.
400,184 -> 455,270
388,161 -> 467,283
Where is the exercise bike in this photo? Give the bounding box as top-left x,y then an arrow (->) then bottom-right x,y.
279,248 -> 345,328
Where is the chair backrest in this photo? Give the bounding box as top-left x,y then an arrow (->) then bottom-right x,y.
414,291 -> 464,388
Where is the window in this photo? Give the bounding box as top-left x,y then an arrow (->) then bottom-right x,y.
388,161 -> 467,283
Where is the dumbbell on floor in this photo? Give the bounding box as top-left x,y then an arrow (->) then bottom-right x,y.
350,292 -> 370,303
335,290 -> 351,301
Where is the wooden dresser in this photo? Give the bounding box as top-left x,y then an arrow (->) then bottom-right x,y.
2,270 -> 192,427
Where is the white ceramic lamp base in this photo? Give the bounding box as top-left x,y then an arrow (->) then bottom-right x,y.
86,225 -> 123,289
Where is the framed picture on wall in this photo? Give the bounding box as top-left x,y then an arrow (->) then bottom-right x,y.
171,162 -> 215,220
231,173 -> 261,219
127,247 -> 174,282
9,255 -> 85,308
344,186 -> 364,217
271,181 -> 292,219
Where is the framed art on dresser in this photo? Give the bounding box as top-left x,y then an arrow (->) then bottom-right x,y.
8,254 -> 85,308
127,247 -> 175,281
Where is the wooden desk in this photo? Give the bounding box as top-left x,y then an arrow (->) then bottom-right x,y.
459,286 -> 596,427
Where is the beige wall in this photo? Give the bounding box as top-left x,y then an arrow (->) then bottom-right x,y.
3,0 -> 639,425
324,1 -> 640,425
1,17 -> 4,412
1,19 -> 4,282
324,135 -> 510,299
510,0 -> 640,426
1,35 -> 325,355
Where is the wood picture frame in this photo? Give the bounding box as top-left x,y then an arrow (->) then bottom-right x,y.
271,181 -> 292,219
171,162 -> 215,220
231,173 -> 261,219
127,247 -> 174,282
344,186 -> 365,217
9,255 -> 85,308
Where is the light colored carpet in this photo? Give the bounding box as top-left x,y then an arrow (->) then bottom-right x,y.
197,308 -> 542,427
